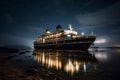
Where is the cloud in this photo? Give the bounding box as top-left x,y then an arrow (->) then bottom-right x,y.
28,26 -> 44,33
94,37 -> 107,44
0,34 -> 33,47
53,0 -> 62,5
74,1 -> 120,47
2,13 -> 15,23
75,1 -> 120,30
27,26 -> 46,37
94,36 -> 110,47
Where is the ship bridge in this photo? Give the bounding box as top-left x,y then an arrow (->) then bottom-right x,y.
63,24 -> 78,37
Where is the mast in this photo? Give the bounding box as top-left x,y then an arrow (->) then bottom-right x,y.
68,24 -> 73,31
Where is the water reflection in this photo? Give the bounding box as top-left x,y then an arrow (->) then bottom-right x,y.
34,51 -> 62,70
33,50 -> 98,76
95,52 -> 108,61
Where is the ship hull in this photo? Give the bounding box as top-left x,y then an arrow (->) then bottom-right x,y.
34,43 -> 92,50
34,36 -> 96,51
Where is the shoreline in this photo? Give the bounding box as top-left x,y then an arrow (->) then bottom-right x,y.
0,52 -> 63,80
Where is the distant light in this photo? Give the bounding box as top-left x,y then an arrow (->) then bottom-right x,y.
81,32 -> 84,35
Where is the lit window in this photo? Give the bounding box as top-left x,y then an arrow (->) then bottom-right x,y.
67,34 -> 71,37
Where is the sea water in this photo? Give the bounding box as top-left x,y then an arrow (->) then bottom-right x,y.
7,48 -> 120,80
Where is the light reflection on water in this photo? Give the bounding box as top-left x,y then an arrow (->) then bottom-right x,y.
33,50 -> 98,76
95,52 -> 108,61
7,48 -> 120,79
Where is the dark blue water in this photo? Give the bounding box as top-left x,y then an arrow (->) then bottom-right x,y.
7,48 -> 120,80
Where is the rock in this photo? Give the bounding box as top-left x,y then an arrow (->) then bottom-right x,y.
15,59 -> 23,62
19,52 -> 25,54
26,50 -> 30,52
28,65 -> 42,68
0,47 -> 19,53
32,53 -> 36,55
6,55 -> 17,60
28,56 -> 31,57
26,68 -> 39,75
26,76 -> 43,80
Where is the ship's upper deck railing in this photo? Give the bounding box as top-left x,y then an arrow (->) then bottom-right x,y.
34,24 -> 96,43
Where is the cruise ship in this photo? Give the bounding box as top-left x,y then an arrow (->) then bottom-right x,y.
34,24 -> 96,50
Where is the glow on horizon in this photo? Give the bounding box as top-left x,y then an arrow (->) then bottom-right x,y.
94,38 -> 107,44
113,44 -> 120,47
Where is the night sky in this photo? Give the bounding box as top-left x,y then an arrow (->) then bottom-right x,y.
0,0 -> 120,48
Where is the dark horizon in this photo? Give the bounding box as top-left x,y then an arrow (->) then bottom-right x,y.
0,0 -> 120,48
